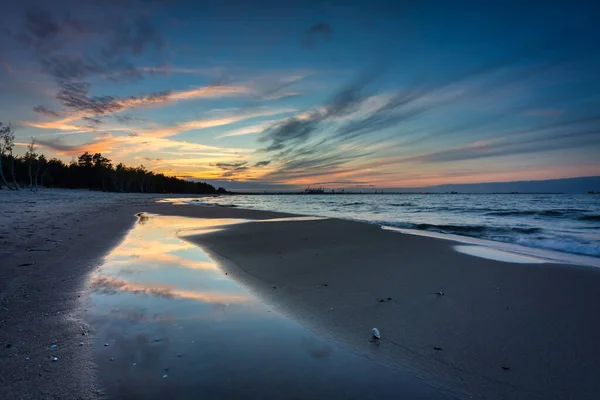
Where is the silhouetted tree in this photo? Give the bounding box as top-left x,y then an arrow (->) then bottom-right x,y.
36,154 -> 47,187
0,149 -> 220,195
25,137 -> 37,189
0,123 -> 14,189
2,124 -> 19,190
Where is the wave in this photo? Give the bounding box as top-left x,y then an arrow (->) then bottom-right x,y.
511,227 -> 542,234
393,223 -> 541,236
514,238 -> 600,257
389,202 -> 415,207
484,210 -> 564,217
342,202 -> 366,206
388,222 -> 597,257
579,214 -> 600,221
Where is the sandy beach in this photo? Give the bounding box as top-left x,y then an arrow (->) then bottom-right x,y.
2,190 -> 600,399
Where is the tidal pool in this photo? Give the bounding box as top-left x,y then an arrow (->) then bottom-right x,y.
87,214 -> 449,399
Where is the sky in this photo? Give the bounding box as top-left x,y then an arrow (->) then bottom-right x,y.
0,0 -> 599,191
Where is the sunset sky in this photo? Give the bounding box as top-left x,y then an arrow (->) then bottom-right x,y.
1,0 -> 599,190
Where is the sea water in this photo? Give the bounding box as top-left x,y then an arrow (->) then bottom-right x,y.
186,194 -> 600,258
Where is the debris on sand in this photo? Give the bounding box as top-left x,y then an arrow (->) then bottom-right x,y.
372,328 -> 381,340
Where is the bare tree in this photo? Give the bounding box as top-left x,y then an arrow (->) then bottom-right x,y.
0,123 -> 17,190
0,123 -> 14,190
25,137 -> 38,189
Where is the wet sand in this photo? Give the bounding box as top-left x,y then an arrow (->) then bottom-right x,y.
2,192 -> 600,399
87,214 -> 447,399
187,217 -> 600,400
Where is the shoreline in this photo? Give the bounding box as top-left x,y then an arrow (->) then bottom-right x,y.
185,215 -> 600,400
2,190 -> 600,399
0,190 -> 291,400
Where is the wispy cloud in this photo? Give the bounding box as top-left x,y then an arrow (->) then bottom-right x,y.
138,108 -> 295,138
215,121 -> 276,139
32,105 -> 61,117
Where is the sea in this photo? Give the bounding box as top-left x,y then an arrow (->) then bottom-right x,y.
188,194 -> 600,259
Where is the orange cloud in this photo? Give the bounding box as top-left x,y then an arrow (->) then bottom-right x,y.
138,108 -> 295,138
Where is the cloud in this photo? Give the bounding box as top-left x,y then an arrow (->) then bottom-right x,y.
254,33 -> 577,185
82,116 -> 103,126
168,85 -> 251,101
139,107 -> 295,138
215,121 -> 276,139
259,70 -> 377,151
37,136 -> 114,155
302,23 -> 332,48
523,109 -> 564,117
211,161 -> 251,178
56,82 -> 172,116
35,125 -> 257,158
12,2 -> 170,124
33,105 -> 61,117
114,114 -> 144,124
24,84 -> 257,131
213,161 -> 248,172
403,126 -> 600,164
137,66 -> 225,77
254,161 -> 271,167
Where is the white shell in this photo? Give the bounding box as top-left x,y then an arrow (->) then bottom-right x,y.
372,328 -> 380,339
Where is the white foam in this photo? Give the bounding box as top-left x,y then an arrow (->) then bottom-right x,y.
257,216 -> 327,223
382,226 -> 600,268
453,245 -> 547,264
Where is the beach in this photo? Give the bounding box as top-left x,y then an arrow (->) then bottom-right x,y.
2,190 -> 600,399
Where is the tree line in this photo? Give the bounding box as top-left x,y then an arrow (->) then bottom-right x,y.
0,123 -> 223,194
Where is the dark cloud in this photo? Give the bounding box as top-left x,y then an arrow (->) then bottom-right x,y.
214,161 -> 248,170
115,114 -> 144,123
254,160 -> 271,167
142,157 -> 163,161
32,105 -> 61,117
212,161 -> 249,177
56,80 -> 171,115
82,117 -> 102,127
302,22 -> 332,48
36,137 -> 83,152
12,1 -> 168,118
259,69 -> 378,152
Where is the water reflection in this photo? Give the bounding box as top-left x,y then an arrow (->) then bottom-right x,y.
87,214 -> 448,399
